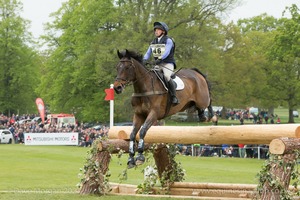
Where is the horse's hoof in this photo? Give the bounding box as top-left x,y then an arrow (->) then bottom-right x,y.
127,157 -> 136,169
135,153 -> 145,166
199,116 -> 207,122
127,163 -> 136,169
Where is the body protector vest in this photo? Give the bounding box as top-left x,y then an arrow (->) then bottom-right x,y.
150,35 -> 176,67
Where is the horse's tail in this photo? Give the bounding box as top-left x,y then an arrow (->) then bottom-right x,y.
192,68 -> 214,121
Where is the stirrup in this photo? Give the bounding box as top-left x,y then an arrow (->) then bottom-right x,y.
172,96 -> 179,104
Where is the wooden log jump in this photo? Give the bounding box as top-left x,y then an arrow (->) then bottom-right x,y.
108,124 -> 300,145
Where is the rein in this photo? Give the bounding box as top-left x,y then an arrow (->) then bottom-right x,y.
118,59 -> 167,97
132,90 -> 167,97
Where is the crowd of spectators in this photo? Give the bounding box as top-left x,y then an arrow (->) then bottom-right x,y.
0,113 -> 109,147
176,108 -> 275,159
178,144 -> 269,159
0,109 -> 280,158
225,109 -> 280,125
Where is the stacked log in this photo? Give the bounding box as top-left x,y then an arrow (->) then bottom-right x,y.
110,182 -> 257,199
108,124 -> 300,144
259,137 -> 300,200
269,137 -> 300,154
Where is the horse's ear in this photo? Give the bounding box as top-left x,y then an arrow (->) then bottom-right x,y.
125,49 -> 130,58
117,50 -> 122,59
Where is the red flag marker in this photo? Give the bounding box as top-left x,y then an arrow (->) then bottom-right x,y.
104,88 -> 114,101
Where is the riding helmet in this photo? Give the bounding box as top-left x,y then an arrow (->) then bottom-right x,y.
153,22 -> 169,35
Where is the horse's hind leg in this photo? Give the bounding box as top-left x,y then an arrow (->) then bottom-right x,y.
207,104 -> 214,120
197,108 -> 207,122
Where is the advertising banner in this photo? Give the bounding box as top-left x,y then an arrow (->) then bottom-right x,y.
35,98 -> 45,124
24,133 -> 78,146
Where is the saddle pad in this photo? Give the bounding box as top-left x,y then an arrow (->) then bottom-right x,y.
174,76 -> 184,90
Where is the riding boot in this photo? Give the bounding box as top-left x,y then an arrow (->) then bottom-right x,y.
168,79 -> 179,104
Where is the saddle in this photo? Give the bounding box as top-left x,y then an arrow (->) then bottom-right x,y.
131,68 -> 184,97
153,69 -> 184,91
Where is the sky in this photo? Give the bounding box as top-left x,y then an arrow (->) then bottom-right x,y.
20,0 -> 300,38
21,0 -> 67,39
226,0 -> 299,22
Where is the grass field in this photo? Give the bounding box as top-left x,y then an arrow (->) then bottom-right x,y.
0,144 -> 265,199
0,107 -> 296,199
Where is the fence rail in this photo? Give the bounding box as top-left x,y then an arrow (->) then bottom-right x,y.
180,145 -> 269,159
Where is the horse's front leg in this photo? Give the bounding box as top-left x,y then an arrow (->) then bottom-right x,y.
128,124 -> 141,169
135,116 -> 156,166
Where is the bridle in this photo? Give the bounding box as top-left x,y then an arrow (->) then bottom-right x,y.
115,59 -> 134,86
115,58 -> 151,86
115,58 -> 167,97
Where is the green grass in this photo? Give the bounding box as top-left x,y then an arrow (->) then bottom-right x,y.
0,144 -> 265,199
1,107 -> 297,199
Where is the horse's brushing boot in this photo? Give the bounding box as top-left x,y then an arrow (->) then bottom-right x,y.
135,153 -> 145,166
127,156 -> 136,169
168,79 -> 179,105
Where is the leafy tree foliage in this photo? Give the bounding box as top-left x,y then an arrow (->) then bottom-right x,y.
218,14 -> 279,112
3,0 -> 298,124
0,0 -> 40,115
38,0 -> 120,122
267,4 -> 300,123
39,0 -> 239,122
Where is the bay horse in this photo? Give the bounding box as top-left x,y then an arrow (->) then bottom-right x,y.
113,49 -> 213,168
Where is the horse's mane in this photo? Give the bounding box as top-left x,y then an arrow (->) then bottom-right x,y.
120,49 -> 143,64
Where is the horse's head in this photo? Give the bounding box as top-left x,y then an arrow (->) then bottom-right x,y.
113,49 -> 143,94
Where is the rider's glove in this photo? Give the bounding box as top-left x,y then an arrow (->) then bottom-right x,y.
155,59 -> 162,65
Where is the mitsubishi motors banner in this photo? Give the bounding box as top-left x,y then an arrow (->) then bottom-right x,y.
24,133 -> 78,146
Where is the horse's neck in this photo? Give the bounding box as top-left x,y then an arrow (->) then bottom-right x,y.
133,62 -> 157,93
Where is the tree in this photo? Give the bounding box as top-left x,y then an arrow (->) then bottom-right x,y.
267,4 -> 300,123
38,0 -> 120,122
214,13 -> 284,116
39,0 -> 239,122
0,0 -> 40,115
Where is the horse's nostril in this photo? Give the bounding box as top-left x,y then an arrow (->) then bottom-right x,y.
113,86 -> 123,94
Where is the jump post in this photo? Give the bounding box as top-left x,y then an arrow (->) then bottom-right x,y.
258,137 -> 300,200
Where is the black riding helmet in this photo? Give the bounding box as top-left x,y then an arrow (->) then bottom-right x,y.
153,22 -> 169,35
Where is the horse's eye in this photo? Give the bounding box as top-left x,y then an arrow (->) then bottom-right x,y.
116,64 -> 122,69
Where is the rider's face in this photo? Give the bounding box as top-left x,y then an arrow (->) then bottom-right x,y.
154,28 -> 164,37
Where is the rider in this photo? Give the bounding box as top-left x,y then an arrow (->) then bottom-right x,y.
143,21 -> 179,104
